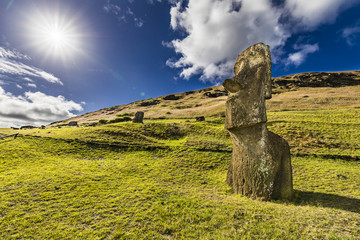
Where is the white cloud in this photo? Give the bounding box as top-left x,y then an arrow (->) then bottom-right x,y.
161,41 -> 172,48
285,0 -> 358,30
16,84 -> 22,89
286,43 -> 319,67
27,83 -> 37,88
168,0 -> 288,81
342,23 -> 360,46
0,47 -> 63,85
0,86 -> 83,128
166,0 -> 360,81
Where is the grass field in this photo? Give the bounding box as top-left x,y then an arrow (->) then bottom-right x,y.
0,106 -> 359,239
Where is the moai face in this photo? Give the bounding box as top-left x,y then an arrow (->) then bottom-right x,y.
223,43 -> 272,129
225,43 -> 272,98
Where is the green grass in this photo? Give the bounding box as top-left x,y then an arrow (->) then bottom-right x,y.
0,108 -> 359,239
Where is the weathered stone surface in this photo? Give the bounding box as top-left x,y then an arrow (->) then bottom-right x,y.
223,43 -> 293,201
224,43 -> 272,129
133,111 -> 144,123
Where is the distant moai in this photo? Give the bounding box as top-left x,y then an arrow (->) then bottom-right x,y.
223,43 -> 293,201
68,121 -> 78,127
133,111 -> 144,123
196,116 -> 205,122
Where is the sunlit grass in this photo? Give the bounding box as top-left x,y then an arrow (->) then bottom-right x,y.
0,107 -> 359,239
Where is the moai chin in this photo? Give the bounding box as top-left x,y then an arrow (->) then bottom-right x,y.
223,43 -> 294,201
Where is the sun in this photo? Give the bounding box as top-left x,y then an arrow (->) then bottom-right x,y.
46,28 -> 68,48
40,23 -> 75,54
25,5 -> 85,63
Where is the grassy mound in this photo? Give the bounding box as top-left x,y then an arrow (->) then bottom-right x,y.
0,107 -> 359,239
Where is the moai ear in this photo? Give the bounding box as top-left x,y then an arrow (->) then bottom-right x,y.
264,70 -> 272,99
264,45 -> 272,100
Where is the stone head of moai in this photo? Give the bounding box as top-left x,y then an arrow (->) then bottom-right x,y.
223,43 -> 272,130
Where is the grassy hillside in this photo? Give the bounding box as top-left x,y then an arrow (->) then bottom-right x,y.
53,70 -> 360,126
1,71 -> 360,239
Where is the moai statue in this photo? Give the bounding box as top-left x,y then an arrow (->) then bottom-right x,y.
133,111 -> 144,123
223,43 -> 293,201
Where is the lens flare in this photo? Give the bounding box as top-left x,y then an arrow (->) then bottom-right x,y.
6,0 -> 15,10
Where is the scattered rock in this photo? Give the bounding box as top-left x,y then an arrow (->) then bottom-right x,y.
337,174 -> 347,179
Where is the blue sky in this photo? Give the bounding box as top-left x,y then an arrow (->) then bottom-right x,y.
0,0 -> 360,127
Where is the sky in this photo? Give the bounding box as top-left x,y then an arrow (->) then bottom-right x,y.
0,0 -> 360,128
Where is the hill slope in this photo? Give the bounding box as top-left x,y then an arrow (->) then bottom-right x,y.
0,70 -> 359,239
58,70 -> 360,126
1,107 -> 359,239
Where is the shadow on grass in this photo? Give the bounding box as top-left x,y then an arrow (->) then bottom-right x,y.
294,190 -> 360,213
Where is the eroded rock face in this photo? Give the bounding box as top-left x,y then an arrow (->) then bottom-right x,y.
223,43 -> 293,201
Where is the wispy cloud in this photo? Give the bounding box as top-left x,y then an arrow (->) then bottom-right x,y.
0,47 -> 63,85
286,44 -> 319,67
0,46 -> 31,60
147,0 -> 162,4
134,17 -> 144,28
103,0 -> 121,15
27,83 -> 37,88
0,86 -> 83,128
166,0 -> 359,81
103,1 -> 145,28
341,22 -> 360,46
